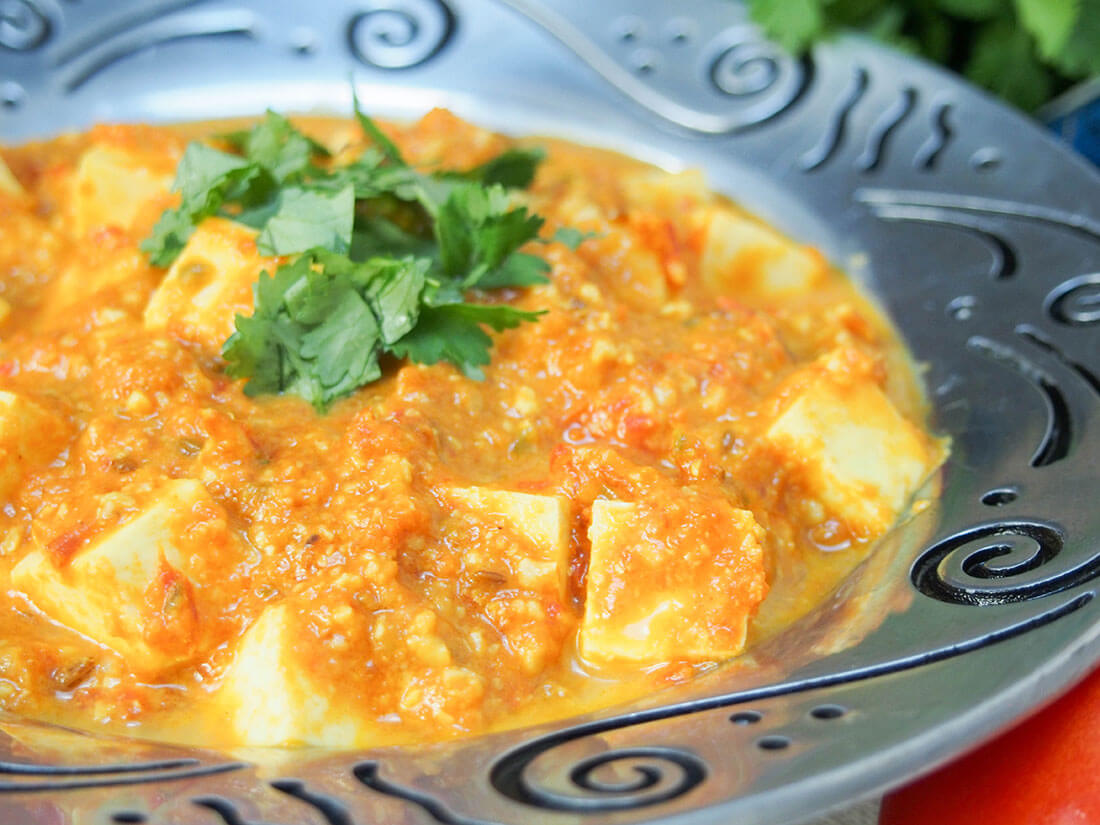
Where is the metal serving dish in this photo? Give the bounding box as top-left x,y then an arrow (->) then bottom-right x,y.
2,0 -> 1099,822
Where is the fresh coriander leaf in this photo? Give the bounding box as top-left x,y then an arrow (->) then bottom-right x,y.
911,6 -> 953,64
362,257 -> 430,344
478,252 -> 550,289
176,143 -> 254,200
141,208 -> 198,268
934,0 -> 1005,20
351,217 -> 436,261
224,110 -> 330,182
1014,0 -> 1078,63
163,99 -> 556,411
472,203 -> 545,276
435,183 -> 544,285
258,184 -> 355,255
453,147 -> 546,188
551,226 -> 597,250
1049,0 -> 1100,77
141,143 -> 260,266
353,90 -> 406,167
747,0 -> 826,52
966,17 -> 1054,111
299,293 -> 382,397
223,260 -> 311,393
390,303 -> 543,380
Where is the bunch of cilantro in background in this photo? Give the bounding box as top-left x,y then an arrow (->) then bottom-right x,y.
747,0 -> 1100,111
142,102 -> 577,412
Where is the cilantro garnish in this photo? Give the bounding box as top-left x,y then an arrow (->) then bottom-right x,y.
744,0 -> 1100,112
143,101 -> 563,411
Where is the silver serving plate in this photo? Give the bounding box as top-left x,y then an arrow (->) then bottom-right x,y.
2,1 -> 1099,823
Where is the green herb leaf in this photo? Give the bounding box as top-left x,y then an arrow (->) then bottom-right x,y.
551,226 -> 597,250
1014,0 -> 1078,62
152,98 -> 563,411
966,17 -> 1054,111
435,183 -> 544,285
477,252 -> 551,289
743,0 -> 1098,113
141,144 -> 266,267
451,147 -> 546,188
258,184 -> 355,255
391,303 -> 543,380
353,90 -> 406,167
747,0 -> 826,52
223,110 -> 330,183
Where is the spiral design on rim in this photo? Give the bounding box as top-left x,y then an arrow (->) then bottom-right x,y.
347,0 -> 455,70
699,28 -> 808,130
0,0 -> 50,52
710,40 -> 784,97
910,521 -> 1095,605
517,747 -> 706,812
1047,274 -> 1100,326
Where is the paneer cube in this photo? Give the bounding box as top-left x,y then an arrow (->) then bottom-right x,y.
763,349 -> 942,535
219,603 -> 362,747
700,207 -> 827,296
70,145 -> 173,237
579,497 -> 767,666
0,392 -> 67,502
446,487 -> 571,599
144,217 -> 272,352
622,169 -> 707,214
0,156 -> 23,197
10,479 -> 231,674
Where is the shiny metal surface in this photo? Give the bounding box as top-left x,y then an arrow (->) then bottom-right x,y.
1,1 -> 1099,823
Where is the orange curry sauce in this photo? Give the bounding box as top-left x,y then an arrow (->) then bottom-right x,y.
0,111 -> 942,747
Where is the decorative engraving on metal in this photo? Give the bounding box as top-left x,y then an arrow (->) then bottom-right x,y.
0,757 -> 244,792
0,0 -> 51,52
800,66 -> 869,171
1047,274 -> 1100,326
1017,325 -> 1100,397
909,521 -> 1098,605
355,762 -> 482,825
496,0 -> 810,133
857,189 -> 1100,241
54,8 -> 258,92
269,779 -> 357,825
861,203 -> 1018,280
505,747 -> 707,812
854,86 -> 917,173
346,0 -> 456,70
968,336 -> 1073,467
914,100 -> 954,170
196,783 -> 357,825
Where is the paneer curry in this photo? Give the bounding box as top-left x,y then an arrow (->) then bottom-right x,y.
0,109 -> 944,748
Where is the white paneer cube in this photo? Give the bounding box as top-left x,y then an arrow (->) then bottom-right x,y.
700,207 -> 827,297
0,156 -> 23,197
763,349 -> 941,535
218,603 -> 363,747
622,169 -> 707,213
0,392 -> 67,503
579,498 -> 768,666
71,145 -> 173,237
446,487 -> 571,598
10,479 -> 229,674
144,217 -> 272,352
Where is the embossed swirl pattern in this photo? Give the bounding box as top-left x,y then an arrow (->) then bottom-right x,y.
347,0 -> 455,70
0,0 -> 50,51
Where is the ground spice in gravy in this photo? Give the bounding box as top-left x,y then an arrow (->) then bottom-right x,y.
0,110 -> 943,747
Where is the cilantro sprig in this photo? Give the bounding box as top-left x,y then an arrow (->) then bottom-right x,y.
746,0 -> 1100,112
143,104 -> 568,411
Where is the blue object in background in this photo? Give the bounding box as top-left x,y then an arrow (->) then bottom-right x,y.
1042,78 -> 1100,167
